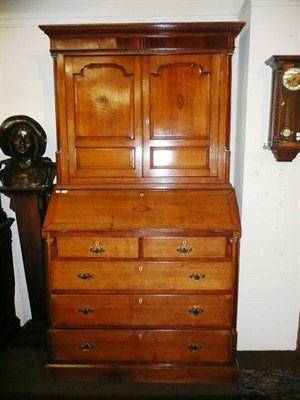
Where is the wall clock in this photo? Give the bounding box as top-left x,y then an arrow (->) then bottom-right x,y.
265,55 -> 300,161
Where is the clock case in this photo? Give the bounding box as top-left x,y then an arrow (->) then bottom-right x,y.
265,55 -> 300,161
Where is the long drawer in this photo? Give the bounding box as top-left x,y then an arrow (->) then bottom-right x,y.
51,329 -> 232,364
50,261 -> 233,291
51,294 -> 231,328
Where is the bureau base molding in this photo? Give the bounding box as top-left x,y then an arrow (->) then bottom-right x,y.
45,361 -> 239,383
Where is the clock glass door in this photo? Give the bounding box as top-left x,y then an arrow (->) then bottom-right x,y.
280,65 -> 300,143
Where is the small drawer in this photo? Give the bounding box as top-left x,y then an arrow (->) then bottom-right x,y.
143,237 -> 229,259
51,294 -> 231,328
53,237 -> 139,259
51,329 -> 231,364
50,261 -> 233,291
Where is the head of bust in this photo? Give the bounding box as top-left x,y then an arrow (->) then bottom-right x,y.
0,115 -> 55,189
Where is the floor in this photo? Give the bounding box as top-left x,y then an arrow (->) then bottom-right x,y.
0,326 -> 299,399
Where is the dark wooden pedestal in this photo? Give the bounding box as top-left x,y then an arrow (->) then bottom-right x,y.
0,198 -> 20,346
0,187 -> 53,344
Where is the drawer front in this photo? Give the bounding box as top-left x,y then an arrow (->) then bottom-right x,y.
51,329 -> 231,363
54,237 -> 139,258
50,261 -> 233,291
51,294 -> 231,328
143,237 -> 229,259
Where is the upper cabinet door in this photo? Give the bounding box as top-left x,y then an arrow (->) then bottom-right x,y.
40,23 -> 244,186
61,56 -> 142,183
142,54 -> 225,180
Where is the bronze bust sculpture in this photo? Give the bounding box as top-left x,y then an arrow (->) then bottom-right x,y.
0,116 -> 55,189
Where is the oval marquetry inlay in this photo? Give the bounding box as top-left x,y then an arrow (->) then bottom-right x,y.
176,94 -> 185,109
132,205 -> 151,212
99,95 -> 108,109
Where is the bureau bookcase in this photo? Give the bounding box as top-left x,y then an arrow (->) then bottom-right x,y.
40,22 -> 244,382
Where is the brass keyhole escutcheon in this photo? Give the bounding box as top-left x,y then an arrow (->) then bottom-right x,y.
90,240 -> 105,255
177,240 -> 192,255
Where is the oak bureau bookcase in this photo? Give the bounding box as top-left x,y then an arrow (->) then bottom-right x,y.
40,22 -> 244,382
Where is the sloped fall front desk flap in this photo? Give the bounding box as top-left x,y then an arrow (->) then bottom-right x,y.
42,188 -> 241,236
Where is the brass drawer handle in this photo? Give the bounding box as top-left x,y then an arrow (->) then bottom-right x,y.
189,306 -> 204,316
78,306 -> 94,315
188,343 -> 203,353
189,273 -> 205,281
80,342 -> 94,352
177,240 -> 192,255
90,241 -> 105,255
77,272 -> 93,281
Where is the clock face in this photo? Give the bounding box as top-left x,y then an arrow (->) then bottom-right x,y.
282,67 -> 300,91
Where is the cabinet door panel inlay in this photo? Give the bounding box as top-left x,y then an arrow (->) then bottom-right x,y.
149,61 -> 211,139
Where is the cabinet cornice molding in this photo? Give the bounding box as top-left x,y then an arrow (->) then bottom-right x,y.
40,21 -> 245,36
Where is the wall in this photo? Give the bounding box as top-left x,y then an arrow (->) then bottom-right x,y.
0,0 -> 299,350
235,0 -> 300,350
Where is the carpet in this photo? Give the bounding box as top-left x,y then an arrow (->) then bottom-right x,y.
240,369 -> 300,400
